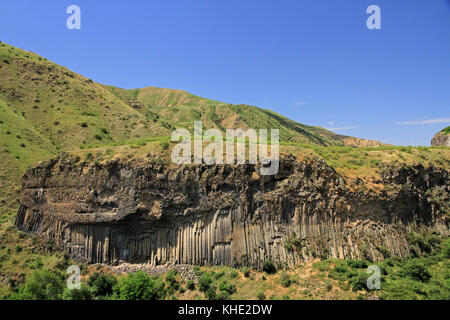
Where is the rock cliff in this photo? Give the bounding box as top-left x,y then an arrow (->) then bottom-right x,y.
15,153 -> 449,269
431,127 -> 450,147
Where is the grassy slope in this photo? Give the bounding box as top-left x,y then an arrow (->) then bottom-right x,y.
0,43 -> 169,151
107,86 -> 382,147
0,98 -> 57,212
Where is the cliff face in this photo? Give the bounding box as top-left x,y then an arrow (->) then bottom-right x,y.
431,130 -> 450,147
15,154 -> 449,268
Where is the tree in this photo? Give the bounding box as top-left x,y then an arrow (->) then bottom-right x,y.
88,273 -> 117,297
116,271 -> 166,300
13,270 -> 64,300
263,261 -> 277,274
63,283 -> 92,300
198,273 -> 213,292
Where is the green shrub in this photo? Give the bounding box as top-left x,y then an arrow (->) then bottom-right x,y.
279,272 -> 291,288
404,260 -> 431,282
34,257 -> 43,269
186,280 -> 195,291
204,286 -> 217,300
351,272 -> 369,291
242,267 -> 250,278
13,270 -> 64,300
216,290 -> 230,300
115,271 -> 166,300
218,280 -> 236,295
88,273 -> 117,297
229,270 -> 239,279
63,283 -> 92,300
347,260 -> 369,269
193,266 -> 203,277
160,141 -> 169,150
198,273 -> 213,292
263,261 -> 277,274
165,269 -> 178,285
313,260 -> 332,272
213,270 -> 226,280
257,292 -> 266,300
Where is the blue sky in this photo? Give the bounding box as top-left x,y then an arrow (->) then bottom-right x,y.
1,0 -> 449,146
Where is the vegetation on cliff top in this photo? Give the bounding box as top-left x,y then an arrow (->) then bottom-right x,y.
441,126 -> 450,135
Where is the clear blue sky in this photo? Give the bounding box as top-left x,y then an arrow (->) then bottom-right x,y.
1,0 -> 449,146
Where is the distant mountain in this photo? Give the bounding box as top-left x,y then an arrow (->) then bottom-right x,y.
106,85 -> 383,147
431,126 -> 450,147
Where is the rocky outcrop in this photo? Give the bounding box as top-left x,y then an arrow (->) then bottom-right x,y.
431,128 -> 450,147
15,153 -> 449,269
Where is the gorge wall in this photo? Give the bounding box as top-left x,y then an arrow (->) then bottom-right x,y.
15,153 -> 450,269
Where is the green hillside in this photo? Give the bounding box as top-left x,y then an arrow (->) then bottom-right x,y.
0,42 -> 170,151
106,85 -> 382,147
441,126 -> 450,135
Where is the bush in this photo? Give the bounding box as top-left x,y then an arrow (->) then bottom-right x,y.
193,266 -> 203,277
165,269 -> 180,292
263,261 -> 277,274
347,260 -> 369,269
13,270 -> 64,300
186,280 -> 195,291
442,239 -> 450,259
204,286 -> 217,300
80,122 -> 88,128
216,290 -> 230,300
352,272 -> 369,291
213,270 -> 226,281
34,257 -> 43,269
257,292 -> 266,300
242,267 -> 250,278
404,261 -> 431,282
116,271 -> 166,300
280,272 -> 291,288
88,273 -> 117,297
63,283 -> 92,300
160,141 -> 169,150
218,280 -> 236,295
229,270 -> 239,279
198,273 -> 213,292
165,269 -> 178,285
